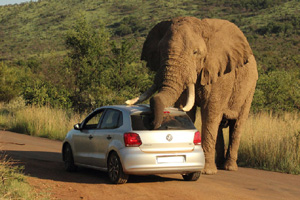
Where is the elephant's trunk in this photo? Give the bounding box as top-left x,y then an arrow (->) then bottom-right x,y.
150,59 -> 196,129
150,88 -> 181,129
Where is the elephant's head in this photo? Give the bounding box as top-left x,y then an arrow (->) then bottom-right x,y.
140,17 -> 253,129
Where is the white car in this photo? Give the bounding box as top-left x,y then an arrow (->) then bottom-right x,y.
62,105 -> 205,184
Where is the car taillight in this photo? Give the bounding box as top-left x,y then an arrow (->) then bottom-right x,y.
193,131 -> 201,145
124,132 -> 142,147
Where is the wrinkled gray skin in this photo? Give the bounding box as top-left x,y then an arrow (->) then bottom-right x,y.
126,17 -> 258,174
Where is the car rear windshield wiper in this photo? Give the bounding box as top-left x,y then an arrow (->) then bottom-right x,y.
162,126 -> 182,130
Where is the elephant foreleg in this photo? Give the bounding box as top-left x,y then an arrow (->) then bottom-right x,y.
201,114 -> 223,175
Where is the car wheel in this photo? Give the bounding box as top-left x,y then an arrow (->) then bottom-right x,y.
63,144 -> 77,172
107,152 -> 129,184
182,172 -> 201,181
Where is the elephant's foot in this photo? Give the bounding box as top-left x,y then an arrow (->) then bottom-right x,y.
201,163 -> 218,175
223,159 -> 238,171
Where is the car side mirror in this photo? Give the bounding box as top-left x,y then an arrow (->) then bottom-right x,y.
74,123 -> 81,130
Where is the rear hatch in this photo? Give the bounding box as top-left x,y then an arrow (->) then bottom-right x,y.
131,111 -> 197,153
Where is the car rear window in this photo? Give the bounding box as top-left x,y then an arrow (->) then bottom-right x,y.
131,112 -> 195,130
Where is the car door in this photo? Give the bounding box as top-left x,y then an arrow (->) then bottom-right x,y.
91,108 -> 123,168
72,109 -> 105,166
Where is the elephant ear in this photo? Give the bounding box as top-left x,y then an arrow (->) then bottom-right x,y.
141,20 -> 172,71
200,19 -> 253,85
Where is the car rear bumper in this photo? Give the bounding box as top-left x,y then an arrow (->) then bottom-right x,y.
119,146 -> 205,175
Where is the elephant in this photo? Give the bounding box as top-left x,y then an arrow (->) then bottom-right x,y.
126,16 -> 258,174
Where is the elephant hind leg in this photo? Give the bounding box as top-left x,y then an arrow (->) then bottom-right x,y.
215,126 -> 226,169
224,89 -> 255,171
224,119 -> 239,171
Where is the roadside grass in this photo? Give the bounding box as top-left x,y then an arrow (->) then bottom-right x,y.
196,110 -> 300,174
0,153 -> 43,199
0,103 -> 85,141
238,112 -> 300,174
1,103 -> 300,174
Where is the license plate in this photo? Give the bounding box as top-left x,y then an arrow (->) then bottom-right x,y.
157,156 -> 185,164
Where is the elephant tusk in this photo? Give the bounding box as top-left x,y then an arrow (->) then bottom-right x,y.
182,84 -> 195,112
125,84 -> 158,105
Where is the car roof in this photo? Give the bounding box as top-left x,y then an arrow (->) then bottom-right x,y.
98,104 -> 185,115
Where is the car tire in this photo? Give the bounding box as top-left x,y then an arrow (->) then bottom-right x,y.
182,172 -> 201,181
63,144 -> 77,172
107,152 -> 129,184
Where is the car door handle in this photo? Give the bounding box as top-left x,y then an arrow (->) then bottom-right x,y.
89,135 -> 93,140
107,135 -> 112,140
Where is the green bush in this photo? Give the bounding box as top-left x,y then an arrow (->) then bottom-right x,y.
115,16 -> 145,36
210,0 -> 290,11
65,15 -> 111,111
257,21 -> 296,35
22,78 -> 72,108
0,63 -> 22,102
252,69 -> 300,112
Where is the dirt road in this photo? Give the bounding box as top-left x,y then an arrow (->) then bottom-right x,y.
1,131 -> 299,200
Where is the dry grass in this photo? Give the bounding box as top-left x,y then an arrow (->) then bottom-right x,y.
195,111 -> 300,174
0,104 -> 85,141
1,103 -> 299,174
239,112 -> 300,174
0,152 -> 41,199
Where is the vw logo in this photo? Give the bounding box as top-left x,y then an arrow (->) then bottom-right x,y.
166,134 -> 173,142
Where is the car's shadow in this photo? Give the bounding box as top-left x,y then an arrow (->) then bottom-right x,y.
3,150 -> 182,184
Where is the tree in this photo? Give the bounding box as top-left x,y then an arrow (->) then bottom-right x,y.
65,15 -> 110,111
0,63 -> 21,102
107,40 -> 136,91
252,69 -> 300,112
105,39 -> 153,103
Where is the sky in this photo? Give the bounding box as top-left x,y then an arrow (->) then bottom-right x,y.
0,0 -> 37,6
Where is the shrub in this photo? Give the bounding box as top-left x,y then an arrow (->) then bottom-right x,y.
223,0 -> 289,11
0,63 -> 22,102
22,79 -> 72,109
65,15 -> 111,111
252,69 -> 300,112
115,16 -> 145,36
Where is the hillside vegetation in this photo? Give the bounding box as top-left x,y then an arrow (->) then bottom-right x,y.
0,0 -> 300,178
1,0 -> 299,112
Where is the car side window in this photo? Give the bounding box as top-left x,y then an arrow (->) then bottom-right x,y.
100,109 -> 123,129
82,109 -> 104,129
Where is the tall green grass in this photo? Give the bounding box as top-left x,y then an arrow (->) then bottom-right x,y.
1,103 -> 299,174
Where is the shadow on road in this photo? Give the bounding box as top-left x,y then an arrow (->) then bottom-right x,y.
3,150 -> 182,184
